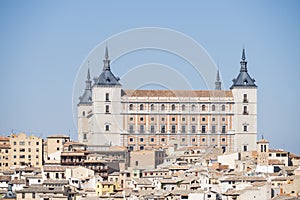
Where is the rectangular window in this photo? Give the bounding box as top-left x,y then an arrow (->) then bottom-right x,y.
191,117 -> 196,122
243,125 -> 247,132
171,125 -> 176,133
201,126 -> 206,133
182,117 -> 185,122
191,125 -> 196,133
243,106 -> 248,115
83,133 -> 87,140
140,125 -> 144,133
36,142 -> 39,145
181,138 -> 186,142
150,138 -> 155,142
243,94 -> 248,103
161,125 -> 165,133
32,193 -> 35,199
129,125 -> 134,133
140,138 -> 144,142
106,105 -> 109,113
19,141 -> 25,145
222,125 -> 226,133
105,93 -> 109,101
212,125 -> 216,133
105,125 -> 110,131
150,125 -> 155,133
182,126 -> 186,133
172,117 -> 175,122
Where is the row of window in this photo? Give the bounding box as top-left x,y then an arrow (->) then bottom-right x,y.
12,141 -> 40,145
129,116 -> 227,122
128,125 -> 227,134
129,104 -> 227,112
13,155 -> 39,159
129,136 -> 227,143
12,148 -> 40,152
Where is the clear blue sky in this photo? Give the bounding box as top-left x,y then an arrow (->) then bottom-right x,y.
0,1 -> 299,154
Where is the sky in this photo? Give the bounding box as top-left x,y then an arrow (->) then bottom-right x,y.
0,1 -> 299,154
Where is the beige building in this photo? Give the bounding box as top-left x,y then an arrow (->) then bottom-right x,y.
78,48 -> 258,153
129,149 -> 165,169
9,132 -> 43,168
44,134 -> 70,164
0,136 -> 11,172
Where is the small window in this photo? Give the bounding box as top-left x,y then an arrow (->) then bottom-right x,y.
211,138 -> 216,142
192,117 -> 196,122
182,117 -> 186,122
82,111 -> 85,117
161,138 -> 165,142
140,125 -> 144,133
182,126 -> 186,133
161,125 -> 165,133
172,104 -> 175,111
191,104 -> 196,111
202,105 -> 206,111
151,117 -> 154,121
212,125 -> 216,133
140,138 -> 144,142
202,126 -> 206,133
182,104 -> 186,111
140,117 -> 144,121
181,138 -> 186,142
129,117 -> 133,121
106,105 -> 109,113
243,94 -> 248,102
83,133 -> 87,140
212,117 -> 215,122
135,161 -> 139,166
171,125 -> 176,133
222,138 -> 226,142
129,138 -> 134,142
129,104 -> 133,111
105,124 -> 110,131
222,125 -> 226,133
56,147 -> 60,151
161,104 -> 165,111
243,106 -> 248,115
212,105 -> 215,111
202,117 -> 206,122
202,138 -> 206,142
36,142 -> 39,145
172,117 -> 175,122
222,117 -> 225,122
161,117 -> 165,121
222,105 -> 225,111
150,104 -> 154,111
129,125 -> 134,133
150,138 -> 155,142
140,104 -> 144,111
105,93 -> 109,101
191,125 -> 196,133
150,125 -> 155,133
243,145 -> 248,152
243,125 -> 247,132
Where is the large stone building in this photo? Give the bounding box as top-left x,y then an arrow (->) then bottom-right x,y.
78,47 -> 257,153
9,133 -> 43,168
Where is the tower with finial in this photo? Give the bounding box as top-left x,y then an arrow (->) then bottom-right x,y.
231,48 -> 258,152
81,45 -> 123,148
78,68 -> 93,144
215,69 -> 222,90
257,137 -> 269,166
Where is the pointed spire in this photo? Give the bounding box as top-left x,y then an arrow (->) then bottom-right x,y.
103,45 -> 111,71
240,48 -> 247,72
105,45 -> 109,60
85,68 -> 91,90
242,48 -> 246,61
215,69 -> 222,90
87,68 -> 90,80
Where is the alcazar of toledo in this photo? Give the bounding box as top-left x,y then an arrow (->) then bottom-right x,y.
77,47 -> 257,153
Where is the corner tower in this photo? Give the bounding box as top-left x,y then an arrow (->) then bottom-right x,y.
231,49 -> 257,152
78,69 -> 92,143
89,46 -> 123,149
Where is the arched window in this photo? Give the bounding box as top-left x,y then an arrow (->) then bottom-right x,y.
150,104 -> 154,111
212,105 -> 215,111
202,105 -> 206,111
191,104 -> 196,111
171,104 -> 175,111
222,105 -> 225,111
182,104 -> 186,111
129,104 -> 133,111
82,111 -> 85,117
140,104 -> 144,111
161,104 -> 165,111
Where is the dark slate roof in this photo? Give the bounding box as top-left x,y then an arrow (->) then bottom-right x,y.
79,69 -> 92,105
230,71 -> 257,89
230,49 -> 257,89
94,69 -> 121,86
94,46 -> 121,86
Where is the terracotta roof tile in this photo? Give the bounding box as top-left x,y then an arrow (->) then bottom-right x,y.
122,90 -> 233,98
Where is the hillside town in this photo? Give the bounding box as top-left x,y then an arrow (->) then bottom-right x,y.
0,132 -> 299,200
